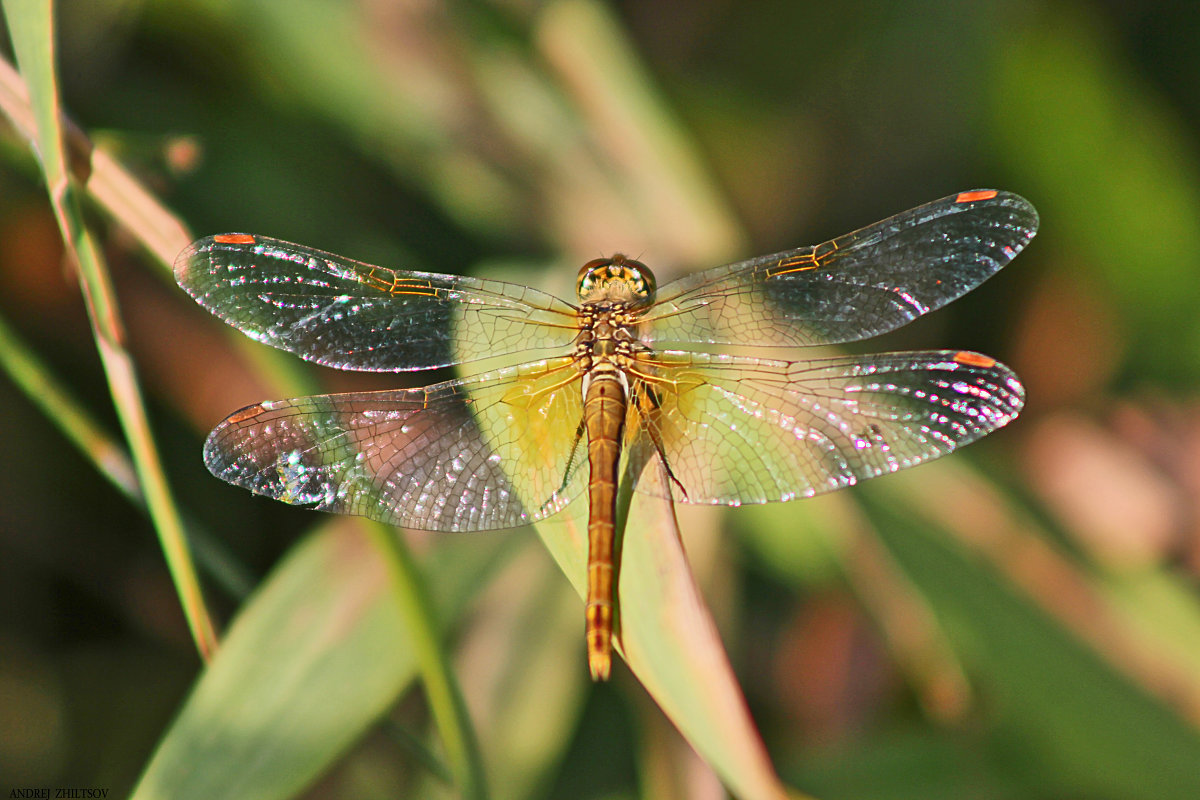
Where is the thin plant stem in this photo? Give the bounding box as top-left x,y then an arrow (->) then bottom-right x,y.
366,522 -> 489,800
1,0 -> 218,659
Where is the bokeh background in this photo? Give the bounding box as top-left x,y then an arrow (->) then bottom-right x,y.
2,0 -> 1200,797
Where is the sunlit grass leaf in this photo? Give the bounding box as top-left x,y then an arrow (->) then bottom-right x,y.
2,0 -> 58,161
132,521 -> 418,800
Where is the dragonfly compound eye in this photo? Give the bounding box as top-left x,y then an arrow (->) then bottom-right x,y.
576,254 -> 657,305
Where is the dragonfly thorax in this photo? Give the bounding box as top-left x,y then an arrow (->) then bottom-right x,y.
576,254 -> 657,306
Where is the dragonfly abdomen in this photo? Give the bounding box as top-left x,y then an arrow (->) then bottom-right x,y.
582,365 -> 629,681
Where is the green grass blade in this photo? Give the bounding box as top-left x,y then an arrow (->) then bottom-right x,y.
367,521 -> 490,800
131,519 -> 519,797
0,309 -> 256,599
132,522 -> 420,800
0,308 -> 140,499
0,55 -> 192,268
1,0 -> 217,657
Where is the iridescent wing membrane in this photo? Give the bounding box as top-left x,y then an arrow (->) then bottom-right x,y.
644,189 -> 1036,347
626,349 -> 1023,505
175,234 -> 580,371
178,190 -> 1036,530
177,235 -> 587,530
201,358 -> 586,531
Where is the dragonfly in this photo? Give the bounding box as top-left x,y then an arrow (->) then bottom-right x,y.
176,189 -> 1037,680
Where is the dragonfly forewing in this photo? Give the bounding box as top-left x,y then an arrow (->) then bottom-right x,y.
642,190 -> 1037,348
176,234 -> 581,372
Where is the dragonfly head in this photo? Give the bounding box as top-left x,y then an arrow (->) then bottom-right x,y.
576,254 -> 657,306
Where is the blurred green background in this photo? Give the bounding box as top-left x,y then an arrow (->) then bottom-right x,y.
3,0 -> 1200,797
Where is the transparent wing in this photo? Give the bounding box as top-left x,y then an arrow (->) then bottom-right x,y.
203,357 -> 587,531
627,349 -> 1024,504
175,234 -> 580,371
643,190 -> 1037,347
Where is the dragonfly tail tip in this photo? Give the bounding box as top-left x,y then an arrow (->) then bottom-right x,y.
589,653 -> 612,681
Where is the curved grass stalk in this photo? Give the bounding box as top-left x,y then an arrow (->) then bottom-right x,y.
367,521 -> 490,800
1,0 -> 217,659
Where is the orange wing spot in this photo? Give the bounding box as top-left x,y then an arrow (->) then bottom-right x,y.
226,404 -> 266,424
954,351 -> 996,368
213,234 -> 257,244
955,189 -> 998,203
